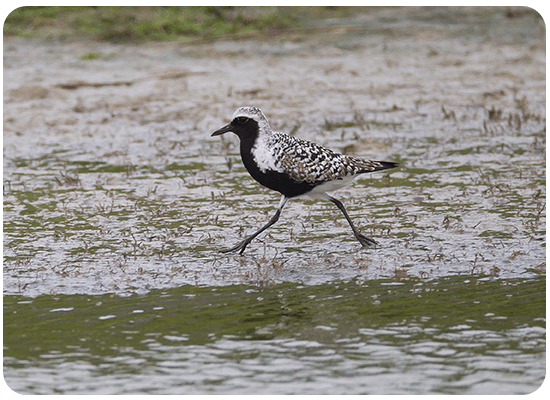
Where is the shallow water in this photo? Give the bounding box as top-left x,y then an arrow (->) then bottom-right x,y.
2,7 -> 546,394
4,275 -> 545,394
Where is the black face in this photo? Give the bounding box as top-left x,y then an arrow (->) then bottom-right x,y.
211,116 -> 259,141
233,116 -> 249,125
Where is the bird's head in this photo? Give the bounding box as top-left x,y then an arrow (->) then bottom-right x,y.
211,106 -> 270,140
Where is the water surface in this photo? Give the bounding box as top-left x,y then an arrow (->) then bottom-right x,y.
3,7 -> 546,395
4,275 -> 545,394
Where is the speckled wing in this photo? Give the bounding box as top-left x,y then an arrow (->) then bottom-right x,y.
272,133 -> 392,185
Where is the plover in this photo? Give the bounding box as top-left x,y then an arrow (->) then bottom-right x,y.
211,106 -> 398,254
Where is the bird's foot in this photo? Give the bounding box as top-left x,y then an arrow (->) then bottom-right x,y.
355,232 -> 378,248
220,236 -> 254,255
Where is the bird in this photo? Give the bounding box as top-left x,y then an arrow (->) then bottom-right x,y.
211,106 -> 398,254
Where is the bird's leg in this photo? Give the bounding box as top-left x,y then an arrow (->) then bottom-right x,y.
221,195 -> 289,255
327,195 -> 378,247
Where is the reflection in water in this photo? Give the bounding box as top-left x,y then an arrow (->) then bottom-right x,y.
4,276 -> 545,394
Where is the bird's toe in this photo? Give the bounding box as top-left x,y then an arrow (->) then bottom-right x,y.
356,233 -> 378,248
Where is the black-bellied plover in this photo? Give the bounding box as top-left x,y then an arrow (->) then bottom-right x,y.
211,106 -> 398,254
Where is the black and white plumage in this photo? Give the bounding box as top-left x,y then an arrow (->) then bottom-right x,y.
211,106 -> 398,254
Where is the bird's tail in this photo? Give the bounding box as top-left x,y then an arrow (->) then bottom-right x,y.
372,161 -> 399,172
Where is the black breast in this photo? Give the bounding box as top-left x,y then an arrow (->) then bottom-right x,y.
239,138 -> 316,198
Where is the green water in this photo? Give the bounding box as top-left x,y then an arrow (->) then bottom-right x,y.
4,275 -> 545,394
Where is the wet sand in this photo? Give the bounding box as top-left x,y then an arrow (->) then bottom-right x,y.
3,7 -> 546,296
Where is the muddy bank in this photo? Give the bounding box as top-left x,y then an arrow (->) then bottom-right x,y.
3,8 -> 545,296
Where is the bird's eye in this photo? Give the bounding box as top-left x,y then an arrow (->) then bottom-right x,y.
234,117 -> 249,125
